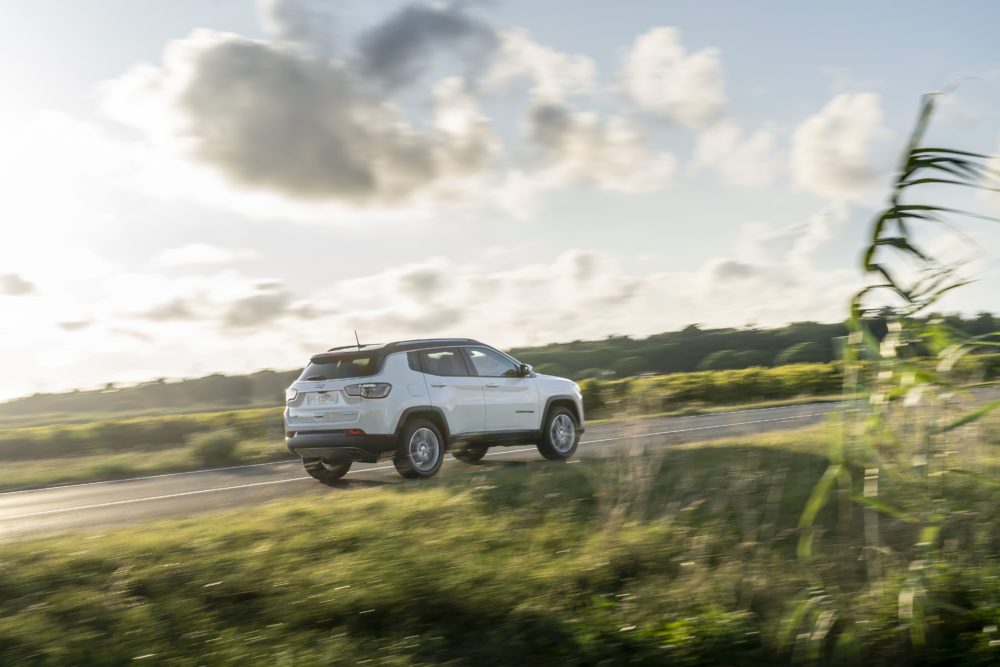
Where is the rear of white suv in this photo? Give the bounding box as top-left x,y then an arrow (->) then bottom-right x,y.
284,339 -> 585,483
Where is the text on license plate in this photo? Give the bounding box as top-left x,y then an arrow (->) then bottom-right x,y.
308,392 -> 340,405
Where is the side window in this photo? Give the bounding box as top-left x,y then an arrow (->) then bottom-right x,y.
407,352 -> 421,372
418,348 -> 470,376
467,347 -> 519,378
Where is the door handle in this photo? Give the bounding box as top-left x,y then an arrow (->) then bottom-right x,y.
430,383 -> 447,388
485,383 -> 499,388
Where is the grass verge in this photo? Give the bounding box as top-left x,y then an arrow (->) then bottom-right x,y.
3,426 -> 1000,665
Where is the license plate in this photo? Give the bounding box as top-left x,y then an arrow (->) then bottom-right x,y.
308,392 -> 340,406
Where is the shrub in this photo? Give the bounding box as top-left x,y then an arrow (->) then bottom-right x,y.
775,341 -> 828,365
533,363 -> 569,377
697,350 -> 741,371
579,379 -> 605,415
613,356 -> 649,377
188,428 -> 240,467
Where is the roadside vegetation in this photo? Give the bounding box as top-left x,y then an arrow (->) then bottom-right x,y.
4,424 -> 1000,665
0,408 -> 287,491
0,362 -> 854,492
5,351 -> 1000,492
4,314 -> 1000,428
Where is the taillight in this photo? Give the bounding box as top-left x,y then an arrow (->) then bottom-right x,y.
344,383 -> 392,398
285,388 -> 298,403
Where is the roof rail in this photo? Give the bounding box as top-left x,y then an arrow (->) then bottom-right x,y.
387,338 -> 478,346
326,343 -> 381,352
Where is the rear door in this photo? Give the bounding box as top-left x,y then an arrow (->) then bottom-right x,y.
463,346 -> 539,432
417,347 -> 486,435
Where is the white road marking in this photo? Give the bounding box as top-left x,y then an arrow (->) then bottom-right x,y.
0,409 -> 833,521
0,459 -> 302,497
1,477 -> 315,520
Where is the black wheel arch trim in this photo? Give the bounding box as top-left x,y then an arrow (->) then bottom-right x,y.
542,395 -> 584,431
394,406 -> 451,440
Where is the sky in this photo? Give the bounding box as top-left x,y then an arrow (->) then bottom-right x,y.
1,0 -> 999,400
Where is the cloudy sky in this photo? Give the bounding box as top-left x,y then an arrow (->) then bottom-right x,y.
1,0 -> 999,399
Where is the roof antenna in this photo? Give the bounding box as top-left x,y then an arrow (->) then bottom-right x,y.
354,330 -> 362,350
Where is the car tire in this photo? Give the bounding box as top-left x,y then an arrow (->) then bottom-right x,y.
394,419 -> 445,479
303,458 -> 352,484
452,444 -> 488,464
537,406 -> 579,461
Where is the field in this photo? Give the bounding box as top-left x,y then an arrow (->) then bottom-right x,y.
3,424 -> 1000,665
0,408 -> 287,492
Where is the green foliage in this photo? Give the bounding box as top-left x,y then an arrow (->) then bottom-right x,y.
5,428 -> 1000,665
0,369 -> 298,426
775,341 -> 828,365
793,91 -> 1000,660
576,367 -> 614,380
614,355 -> 649,377
0,407 -> 281,463
188,428 -> 240,467
579,379 -> 605,414
3,314 -> 999,425
697,349 -> 769,370
532,362 -> 568,377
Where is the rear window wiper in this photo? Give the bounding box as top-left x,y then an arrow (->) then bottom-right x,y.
305,375 -> 327,381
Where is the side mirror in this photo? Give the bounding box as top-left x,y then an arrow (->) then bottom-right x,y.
518,363 -> 533,377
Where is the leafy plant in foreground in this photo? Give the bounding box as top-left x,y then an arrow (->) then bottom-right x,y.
793,91 -> 1000,658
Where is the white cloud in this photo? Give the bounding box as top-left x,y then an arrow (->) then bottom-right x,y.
108,30 -> 500,207
694,119 -> 780,187
790,92 -> 887,200
620,27 -> 726,128
0,220 -> 858,399
0,273 -> 36,296
483,29 -> 596,102
514,102 -> 677,204
153,243 -> 259,267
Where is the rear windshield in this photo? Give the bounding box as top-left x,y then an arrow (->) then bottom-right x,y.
299,354 -> 380,381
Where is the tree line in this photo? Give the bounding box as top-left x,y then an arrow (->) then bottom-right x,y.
2,312 -> 996,420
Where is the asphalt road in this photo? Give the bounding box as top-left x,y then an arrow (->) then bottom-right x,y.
0,402 -> 839,539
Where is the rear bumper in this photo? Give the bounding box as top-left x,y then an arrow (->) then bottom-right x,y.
286,432 -> 397,463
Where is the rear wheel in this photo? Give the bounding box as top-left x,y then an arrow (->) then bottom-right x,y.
452,444 -> 488,464
394,419 -> 445,479
303,458 -> 352,484
537,406 -> 579,460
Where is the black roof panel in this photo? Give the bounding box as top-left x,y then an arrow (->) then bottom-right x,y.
315,338 -> 485,359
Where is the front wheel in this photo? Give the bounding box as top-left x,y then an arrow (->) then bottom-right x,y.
394,419 -> 445,479
303,458 -> 352,484
537,407 -> 579,460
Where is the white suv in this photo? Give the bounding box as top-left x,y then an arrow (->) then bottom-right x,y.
284,338 -> 585,482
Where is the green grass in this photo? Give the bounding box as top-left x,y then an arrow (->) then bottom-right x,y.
4,425 -> 1000,665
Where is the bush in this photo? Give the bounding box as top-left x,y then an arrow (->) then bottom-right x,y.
698,349 -> 770,371
613,356 -> 649,377
775,341 -> 828,365
697,350 -> 742,371
0,407 -> 279,462
533,363 -> 569,377
188,428 -> 240,467
579,379 -> 605,415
